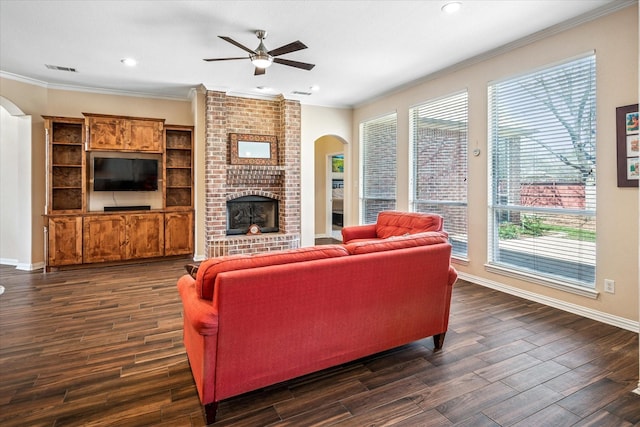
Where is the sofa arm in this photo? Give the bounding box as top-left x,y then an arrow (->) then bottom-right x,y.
177,275 -> 219,336
341,224 -> 377,243
448,265 -> 458,287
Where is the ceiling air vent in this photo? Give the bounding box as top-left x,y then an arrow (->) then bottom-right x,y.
292,90 -> 312,96
45,64 -> 78,72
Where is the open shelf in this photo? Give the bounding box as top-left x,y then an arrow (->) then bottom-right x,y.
165,127 -> 193,209
47,118 -> 85,212
52,122 -> 83,145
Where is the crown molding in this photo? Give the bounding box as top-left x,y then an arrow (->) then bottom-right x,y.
0,70 -> 191,101
0,70 -> 48,88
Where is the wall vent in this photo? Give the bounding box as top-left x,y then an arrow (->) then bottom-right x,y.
292,90 -> 312,96
45,64 -> 78,72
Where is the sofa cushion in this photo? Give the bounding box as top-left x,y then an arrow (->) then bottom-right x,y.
375,211 -> 443,239
344,231 -> 448,255
195,244 -> 350,300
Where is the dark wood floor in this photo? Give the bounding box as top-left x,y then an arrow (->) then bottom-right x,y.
1,259 -> 639,426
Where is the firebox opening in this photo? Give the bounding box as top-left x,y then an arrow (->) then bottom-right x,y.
226,195 -> 279,235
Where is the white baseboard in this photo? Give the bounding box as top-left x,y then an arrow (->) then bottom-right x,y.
458,272 -> 639,333
16,262 -> 45,271
634,386 -> 640,396
1,259 -> 45,271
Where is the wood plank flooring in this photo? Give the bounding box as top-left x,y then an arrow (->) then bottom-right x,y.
1,259 -> 638,426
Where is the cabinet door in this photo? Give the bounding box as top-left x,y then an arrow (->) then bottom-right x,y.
83,215 -> 126,263
48,216 -> 83,266
164,211 -> 193,256
126,213 -> 165,259
87,117 -> 125,150
128,120 -> 163,152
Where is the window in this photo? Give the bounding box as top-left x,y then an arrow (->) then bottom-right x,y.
410,92 -> 468,258
488,54 -> 596,291
360,113 -> 397,223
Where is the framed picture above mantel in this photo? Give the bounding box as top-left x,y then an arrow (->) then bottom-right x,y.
229,133 -> 278,166
616,103 -> 639,187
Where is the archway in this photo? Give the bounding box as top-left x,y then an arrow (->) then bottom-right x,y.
314,135 -> 347,240
0,96 -> 33,269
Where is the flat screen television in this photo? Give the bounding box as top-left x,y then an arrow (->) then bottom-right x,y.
93,157 -> 158,191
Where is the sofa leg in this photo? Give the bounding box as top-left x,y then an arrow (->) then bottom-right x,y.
204,402 -> 218,425
433,333 -> 446,350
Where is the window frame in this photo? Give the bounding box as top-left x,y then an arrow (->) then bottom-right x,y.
487,53 -> 597,297
409,90 -> 469,259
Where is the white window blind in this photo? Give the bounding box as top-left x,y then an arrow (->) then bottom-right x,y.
488,54 -> 596,289
360,113 -> 397,224
410,92 -> 468,258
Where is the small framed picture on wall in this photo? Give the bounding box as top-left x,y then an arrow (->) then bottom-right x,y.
616,104 -> 639,187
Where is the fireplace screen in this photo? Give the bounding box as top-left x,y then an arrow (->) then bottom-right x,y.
226,195 -> 279,235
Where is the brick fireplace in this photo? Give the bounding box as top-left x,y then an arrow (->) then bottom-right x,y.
204,91 -> 301,257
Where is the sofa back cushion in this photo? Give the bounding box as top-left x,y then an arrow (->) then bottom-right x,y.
345,231 -> 449,255
375,211 -> 443,239
196,244 -> 350,300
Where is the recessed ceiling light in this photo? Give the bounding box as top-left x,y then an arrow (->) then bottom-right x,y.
310,85 -> 320,92
441,2 -> 462,14
121,58 -> 137,67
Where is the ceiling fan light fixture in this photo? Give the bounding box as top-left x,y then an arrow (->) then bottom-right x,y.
205,29 -> 314,74
250,52 -> 273,69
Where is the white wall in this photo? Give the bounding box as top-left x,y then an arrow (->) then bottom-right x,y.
0,107 -> 19,264
0,102 -> 34,269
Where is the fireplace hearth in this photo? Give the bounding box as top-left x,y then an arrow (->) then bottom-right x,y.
226,195 -> 279,235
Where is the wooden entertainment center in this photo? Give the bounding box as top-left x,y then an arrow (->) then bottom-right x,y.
44,113 -> 194,269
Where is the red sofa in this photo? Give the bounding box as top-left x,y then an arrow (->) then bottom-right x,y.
177,229 -> 457,424
342,210 -> 444,243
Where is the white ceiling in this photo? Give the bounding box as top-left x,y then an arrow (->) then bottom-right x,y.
0,0 -> 627,108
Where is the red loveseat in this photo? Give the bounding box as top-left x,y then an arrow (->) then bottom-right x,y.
177,228 -> 457,424
341,210 -> 445,243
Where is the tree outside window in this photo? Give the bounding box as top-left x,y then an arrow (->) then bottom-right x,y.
489,54 -> 596,288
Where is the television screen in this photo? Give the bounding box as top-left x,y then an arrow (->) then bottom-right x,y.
94,157 -> 158,191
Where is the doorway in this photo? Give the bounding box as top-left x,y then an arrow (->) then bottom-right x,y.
0,98 -> 34,269
314,135 -> 347,242
327,153 -> 344,241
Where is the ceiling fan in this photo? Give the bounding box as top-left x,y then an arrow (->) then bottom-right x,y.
203,30 -> 315,75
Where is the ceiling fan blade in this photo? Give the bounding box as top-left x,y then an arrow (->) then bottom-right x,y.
254,67 -> 266,76
273,58 -> 315,70
268,40 -> 307,57
203,57 -> 247,62
219,36 -> 256,54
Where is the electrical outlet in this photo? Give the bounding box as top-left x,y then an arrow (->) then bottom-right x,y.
604,279 -> 615,294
